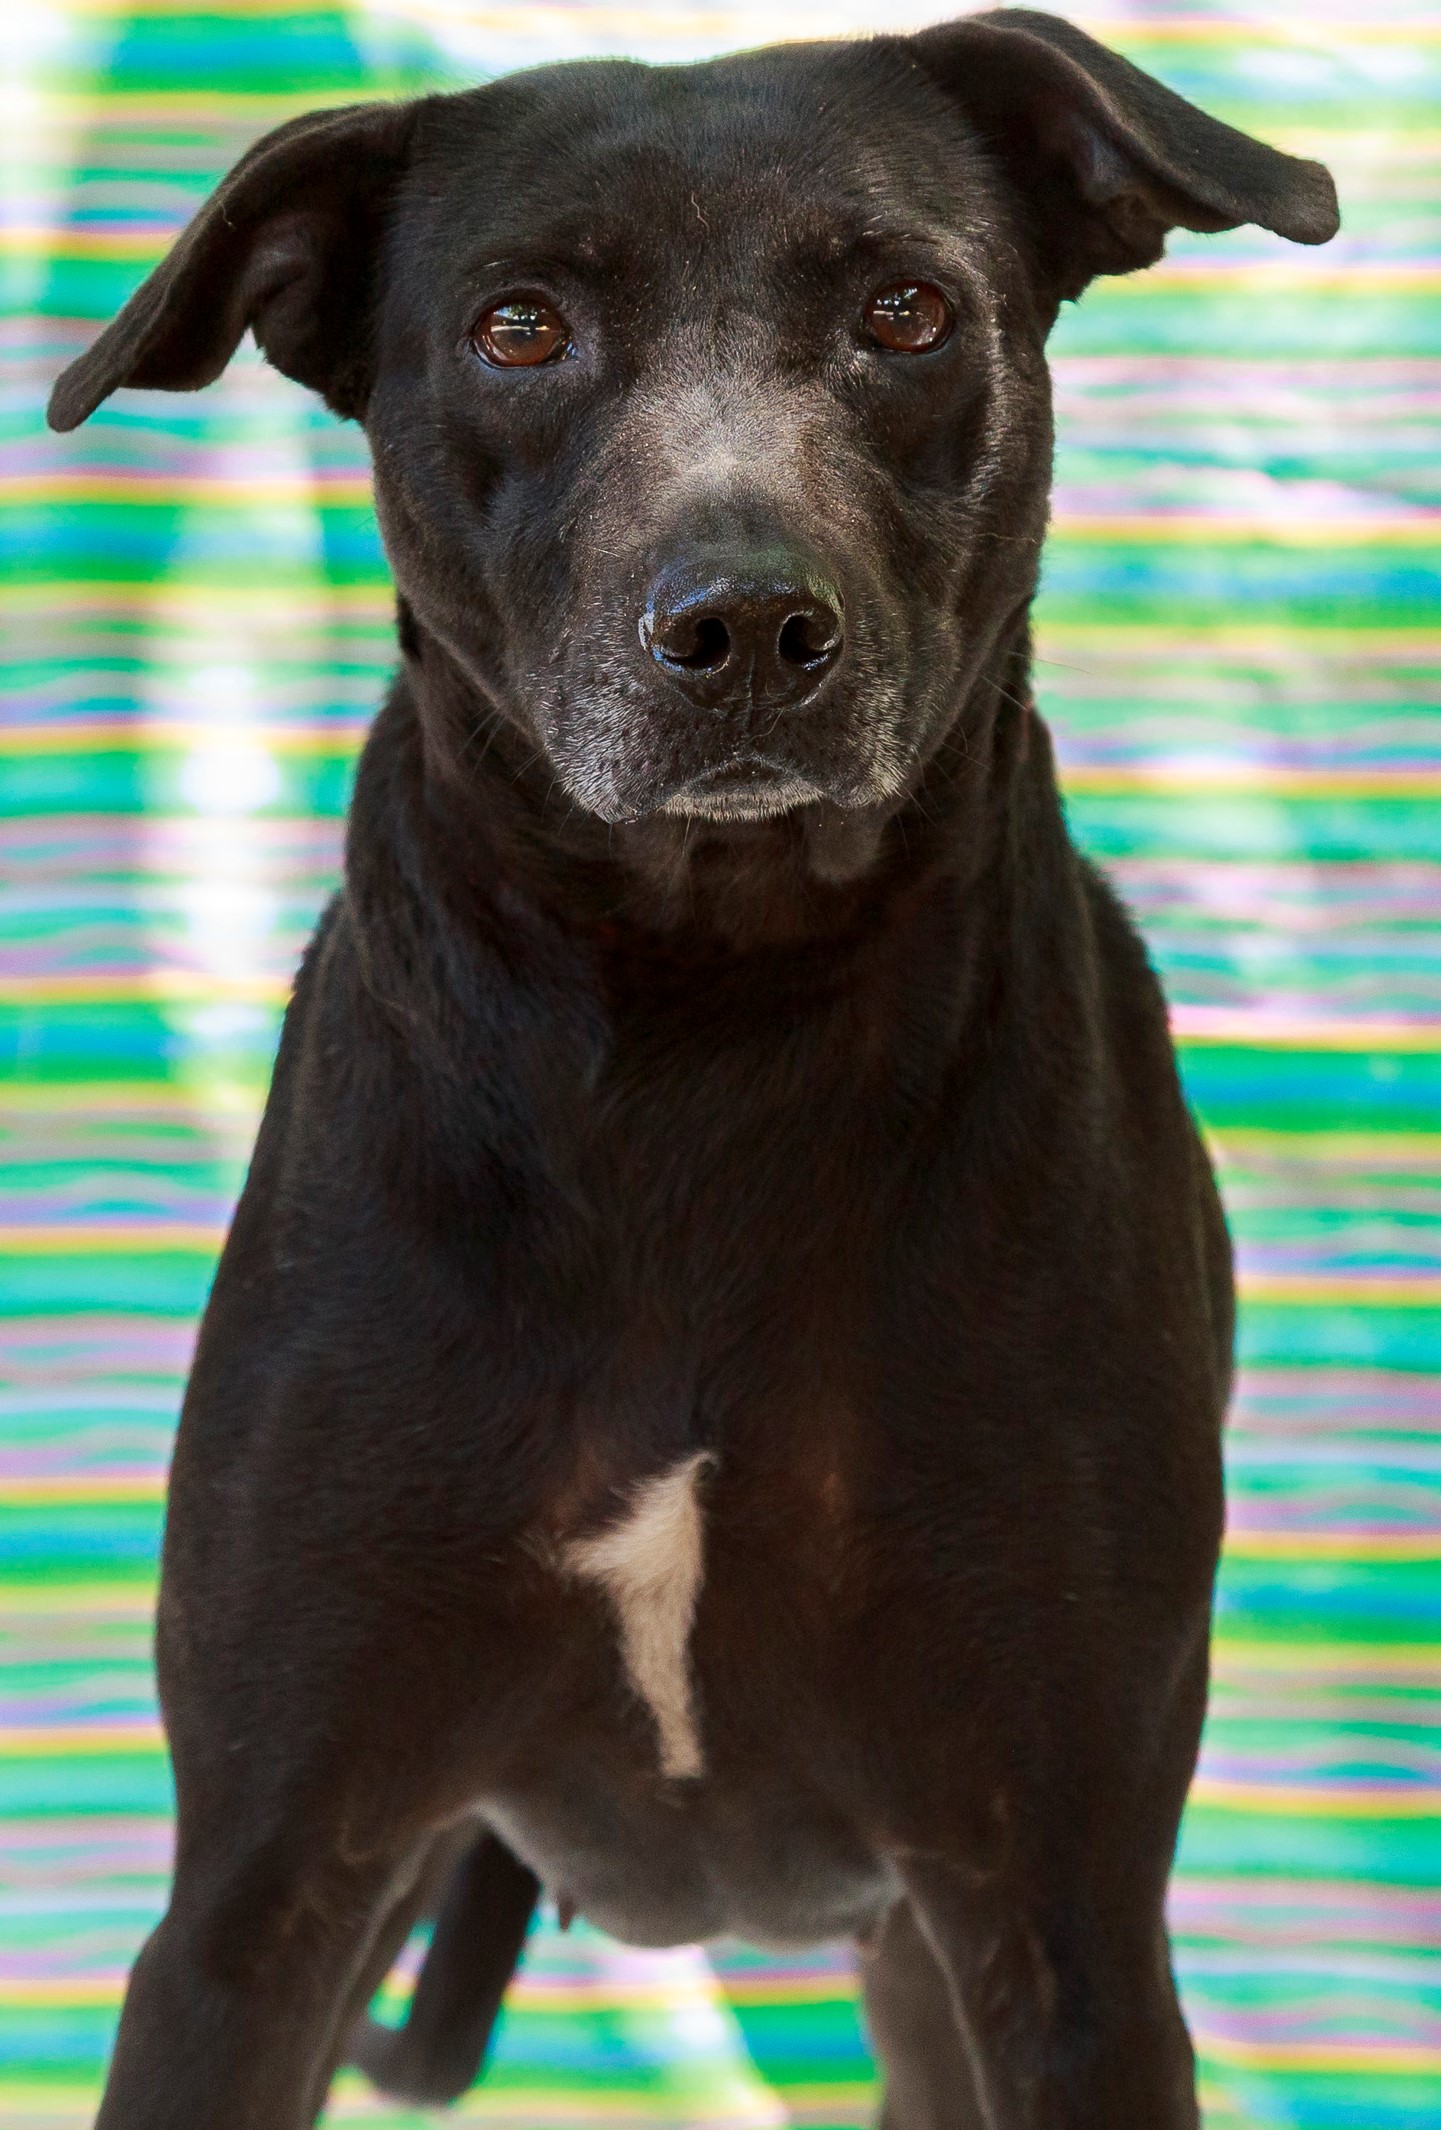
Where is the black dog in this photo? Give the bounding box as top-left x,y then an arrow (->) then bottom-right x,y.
50,12 -> 1337,2125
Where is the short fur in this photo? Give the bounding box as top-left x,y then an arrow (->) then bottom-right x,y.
562,1452 -> 712,1780
50,13 -> 1336,2127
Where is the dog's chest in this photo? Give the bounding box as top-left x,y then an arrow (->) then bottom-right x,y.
537,1421 -> 858,1787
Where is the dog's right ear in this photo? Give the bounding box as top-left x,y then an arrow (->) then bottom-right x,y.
47,99 -> 417,432
907,10 -> 1338,309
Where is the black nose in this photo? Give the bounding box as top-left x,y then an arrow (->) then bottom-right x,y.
642,557 -> 843,712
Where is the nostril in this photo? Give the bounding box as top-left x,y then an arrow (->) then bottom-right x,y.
657,614 -> 731,672
668,613 -> 723,668
777,608 -> 841,669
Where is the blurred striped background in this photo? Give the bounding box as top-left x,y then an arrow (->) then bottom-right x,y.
1,1 -> 1438,2125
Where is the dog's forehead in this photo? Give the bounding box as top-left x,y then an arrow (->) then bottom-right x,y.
411,46 -> 984,279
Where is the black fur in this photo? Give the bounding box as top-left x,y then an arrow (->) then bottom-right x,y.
50,14 -> 1334,2127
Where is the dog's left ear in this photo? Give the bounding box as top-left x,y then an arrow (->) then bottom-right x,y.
908,8 -> 1338,305
47,98 -> 417,431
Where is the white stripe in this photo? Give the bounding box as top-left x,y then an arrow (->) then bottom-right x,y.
564,1451 -> 712,1780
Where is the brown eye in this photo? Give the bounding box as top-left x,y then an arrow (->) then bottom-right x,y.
864,282 -> 952,354
473,297 -> 570,367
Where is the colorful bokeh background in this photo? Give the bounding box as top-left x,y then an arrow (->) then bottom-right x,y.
2,1 -> 1438,2124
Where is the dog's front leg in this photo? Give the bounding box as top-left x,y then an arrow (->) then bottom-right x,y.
891,1855 -> 1199,2130
861,1895 -> 989,2130
91,1807 -> 430,2130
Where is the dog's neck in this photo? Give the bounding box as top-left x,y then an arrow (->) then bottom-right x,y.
380,606 -> 1050,959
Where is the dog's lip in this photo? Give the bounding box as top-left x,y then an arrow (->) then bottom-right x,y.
685,753 -> 789,788
653,752 -> 824,821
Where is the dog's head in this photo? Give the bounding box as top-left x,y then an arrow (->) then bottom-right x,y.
51,11 -> 1335,849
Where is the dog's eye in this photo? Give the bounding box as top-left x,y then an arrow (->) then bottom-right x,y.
864,283 -> 952,354
472,298 -> 570,368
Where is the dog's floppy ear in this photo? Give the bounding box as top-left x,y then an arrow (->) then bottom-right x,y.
908,8 -> 1338,303
47,99 -> 417,431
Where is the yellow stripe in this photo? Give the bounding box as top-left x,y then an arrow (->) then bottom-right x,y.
0,1724 -> 164,1757
0,1224 -> 225,1253
1188,1778 -> 1441,1818
1210,1128 -> 1441,1165
1197,2036 -> 1441,2076
0,475 -> 375,508
0,722 -> 362,756
1238,1273 -> 1441,1307
1178,1019 -> 1441,1053
1097,19 -> 1441,43
1211,1641 -> 1441,1675
1127,264 -> 1441,296
0,974 -> 289,1007
1038,623 -> 1441,654
0,89 -> 373,126
508,1975 -> 850,2013
0,1584 -> 155,1617
0,1477 -> 165,1505
1052,515 -> 1441,547
1064,765 -> 1441,797
1,1080 -> 263,1116
4,232 -> 178,263
0,1983 -> 127,2010
0,582 -> 392,618
1,1082 -> 258,1116
1224,1531 -> 1441,1562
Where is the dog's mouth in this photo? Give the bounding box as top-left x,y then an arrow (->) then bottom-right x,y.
655,753 -> 825,824
545,662 -> 917,831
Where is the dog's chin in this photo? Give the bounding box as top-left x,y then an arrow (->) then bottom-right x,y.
634,758 -> 899,887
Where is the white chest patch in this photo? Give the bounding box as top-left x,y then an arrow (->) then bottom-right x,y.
562,1451 -> 712,1780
